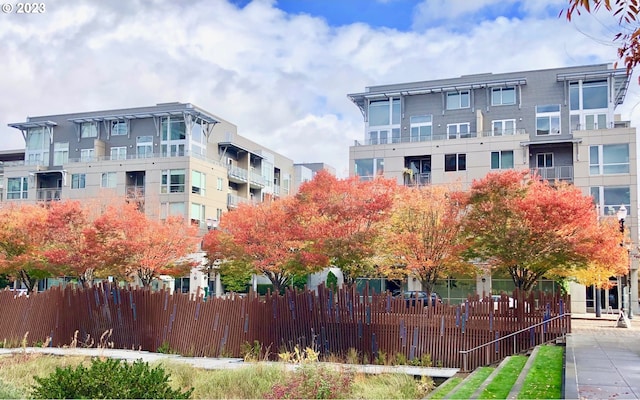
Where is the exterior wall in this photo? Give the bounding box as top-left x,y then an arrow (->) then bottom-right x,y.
348,64 -> 639,314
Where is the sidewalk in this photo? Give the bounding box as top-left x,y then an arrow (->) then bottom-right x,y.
565,313 -> 640,399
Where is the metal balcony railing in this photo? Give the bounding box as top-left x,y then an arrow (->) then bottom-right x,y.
36,188 -> 61,202
531,166 -> 574,182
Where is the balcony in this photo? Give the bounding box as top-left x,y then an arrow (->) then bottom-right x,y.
531,166 -> 574,182
37,188 -> 61,202
228,165 -> 248,184
126,185 -> 145,200
404,173 -> 431,187
227,194 -> 256,209
355,128 -> 527,146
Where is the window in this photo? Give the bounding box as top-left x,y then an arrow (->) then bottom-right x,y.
161,169 -> 185,193
590,144 -> 629,175
491,119 -> 516,136
160,202 -> 186,220
111,120 -> 128,136
192,171 -> 205,195
81,122 -> 97,138
445,154 -> 466,171
71,173 -> 86,189
53,142 -> 69,166
191,203 -> 205,227
491,87 -> 516,106
447,123 -> 470,139
536,104 -> 560,135
591,186 -> 631,216
101,172 -> 117,188
25,127 -> 49,165
161,116 -> 186,157
491,151 -> 514,169
80,148 -> 95,162
537,153 -> 553,168
110,146 -> 127,160
217,177 -> 224,191
570,81 -> 609,131
7,177 -> 28,199
368,98 -> 400,126
410,115 -> 432,142
446,90 -> 470,110
354,158 -> 384,181
136,136 -> 153,158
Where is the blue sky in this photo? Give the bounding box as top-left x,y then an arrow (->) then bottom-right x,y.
0,0 -> 634,176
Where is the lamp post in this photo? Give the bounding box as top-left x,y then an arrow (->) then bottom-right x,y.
617,205 -> 632,320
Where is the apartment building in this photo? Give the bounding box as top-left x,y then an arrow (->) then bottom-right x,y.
2,102 -> 295,294
348,64 -> 638,314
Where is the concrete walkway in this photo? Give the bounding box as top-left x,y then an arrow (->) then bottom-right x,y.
565,313 -> 640,399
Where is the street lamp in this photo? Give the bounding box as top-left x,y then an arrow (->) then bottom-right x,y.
617,205 -> 632,320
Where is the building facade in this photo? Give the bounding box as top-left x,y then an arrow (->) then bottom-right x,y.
348,64 -> 638,314
2,102 -> 296,295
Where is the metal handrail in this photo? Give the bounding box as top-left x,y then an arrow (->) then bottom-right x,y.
459,312 -> 570,371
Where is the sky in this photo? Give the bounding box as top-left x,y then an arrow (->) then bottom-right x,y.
0,0 -> 637,177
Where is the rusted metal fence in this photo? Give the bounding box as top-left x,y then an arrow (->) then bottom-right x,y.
0,284 -> 570,370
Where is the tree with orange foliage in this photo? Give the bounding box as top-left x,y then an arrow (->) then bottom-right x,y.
90,202 -> 199,287
376,185 -> 469,294
463,170 -> 628,292
41,201 -> 99,284
295,171 -> 396,285
563,0 -> 640,81
203,196 -> 328,294
0,203 -> 51,293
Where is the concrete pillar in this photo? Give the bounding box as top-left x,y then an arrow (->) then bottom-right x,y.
569,281 -> 587,314
630,268 -> 638,316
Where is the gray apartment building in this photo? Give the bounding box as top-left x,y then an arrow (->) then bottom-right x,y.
2,102 -> 295,294
348,64 -> 638,315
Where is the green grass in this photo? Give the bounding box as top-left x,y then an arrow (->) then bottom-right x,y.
478,355 -> 528,399
446,367 -> 495,399
427,376 -> 463,399
517,345 -> 564,399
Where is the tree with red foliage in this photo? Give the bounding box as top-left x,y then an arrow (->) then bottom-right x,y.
0,203 -> 50,293
462,170 -> 627,292
90,202 -> 199,287
295,171 -> 396,285
203,196 -> 328,294
376,185 -> 469,293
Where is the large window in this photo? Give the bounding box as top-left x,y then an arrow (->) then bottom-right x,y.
446,91 -> 470,110
354,158 -> 384,181
589,144 -> 629,175
160,202 -> 186,220
161,169 -> 186,193
491,119 -> 516,136
536,105 -> 561,135
7,177 -> 28,199
410,115 -> 432,142
53,142 -> 69,166
110,146 -> 127,160
25,127 -> 49,165
491,151 -> 514,169
537,153 -> 553,168
591,186 -> 631,216
191,203 -> 205,227
111,120 -> 128,136
368,98 -> 400,126
445,153 -> 466,172
161,116 -> 186,157
136,135 -> 153,158
570,81 -> 609,131
101,172 -> 117,188
71,173 -> 86,189
192,171 -> 205,195
447,123 -> 470,139
491,87 -> 516,106
81,122 -> 97,138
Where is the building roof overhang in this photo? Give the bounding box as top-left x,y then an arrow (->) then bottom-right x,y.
520,137 -> 583,146
218,142 -> 265,160
67,109 -> 220,125
556,68 -> 630,106
8,120 -> 58,130
348,77 -> 527,114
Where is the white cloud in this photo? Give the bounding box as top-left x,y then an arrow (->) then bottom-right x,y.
0,0 -> 636,177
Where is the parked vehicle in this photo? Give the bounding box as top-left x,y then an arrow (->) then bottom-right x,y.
398,291 -> 442,307
483,294 -> 530,312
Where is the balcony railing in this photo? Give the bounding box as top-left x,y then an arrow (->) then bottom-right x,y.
356,128 -> 528,146
36,188 -> 61,202
227,194 -> 257,208
404,173 -> 431,187
126,185 -> 145,199
531,166 -> 574,182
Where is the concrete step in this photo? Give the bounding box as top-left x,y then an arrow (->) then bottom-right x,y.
506,346 -> 541,399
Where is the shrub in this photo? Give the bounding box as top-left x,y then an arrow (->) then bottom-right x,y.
266,365 -> 353,399
31,358 -> 193,399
